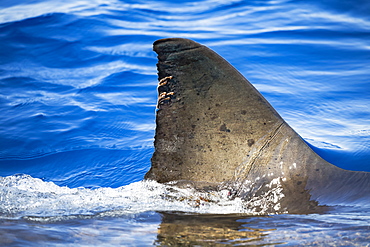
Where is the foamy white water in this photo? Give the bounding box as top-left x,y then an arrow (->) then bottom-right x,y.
0,174 -> 248,220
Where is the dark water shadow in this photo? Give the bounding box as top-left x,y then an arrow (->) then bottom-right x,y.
154,212 -> 280,246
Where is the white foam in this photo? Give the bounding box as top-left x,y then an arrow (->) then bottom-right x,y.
0,174 -> 289,220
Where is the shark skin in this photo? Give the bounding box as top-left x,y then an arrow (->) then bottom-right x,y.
144,38 -> 370,214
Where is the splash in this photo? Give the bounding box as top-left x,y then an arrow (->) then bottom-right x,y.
0,174 -> 287,221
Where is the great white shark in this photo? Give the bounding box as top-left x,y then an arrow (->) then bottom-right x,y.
145,38 -> 370,214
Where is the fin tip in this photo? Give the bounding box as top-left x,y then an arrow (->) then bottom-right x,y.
153,38 -> 202,55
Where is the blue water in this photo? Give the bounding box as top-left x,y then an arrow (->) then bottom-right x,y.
0,0 -> 369,245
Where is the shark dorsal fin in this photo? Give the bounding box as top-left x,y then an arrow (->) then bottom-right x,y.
145,38 -> 370,213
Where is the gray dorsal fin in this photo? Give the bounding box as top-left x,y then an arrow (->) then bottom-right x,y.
145,38 -> 369,212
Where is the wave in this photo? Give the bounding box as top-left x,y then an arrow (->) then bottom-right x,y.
0,174 -> 250,221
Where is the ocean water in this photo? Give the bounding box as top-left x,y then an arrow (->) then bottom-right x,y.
0,0 -> 369,246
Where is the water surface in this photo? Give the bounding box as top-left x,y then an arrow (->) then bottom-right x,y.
0,0 -> 369,245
